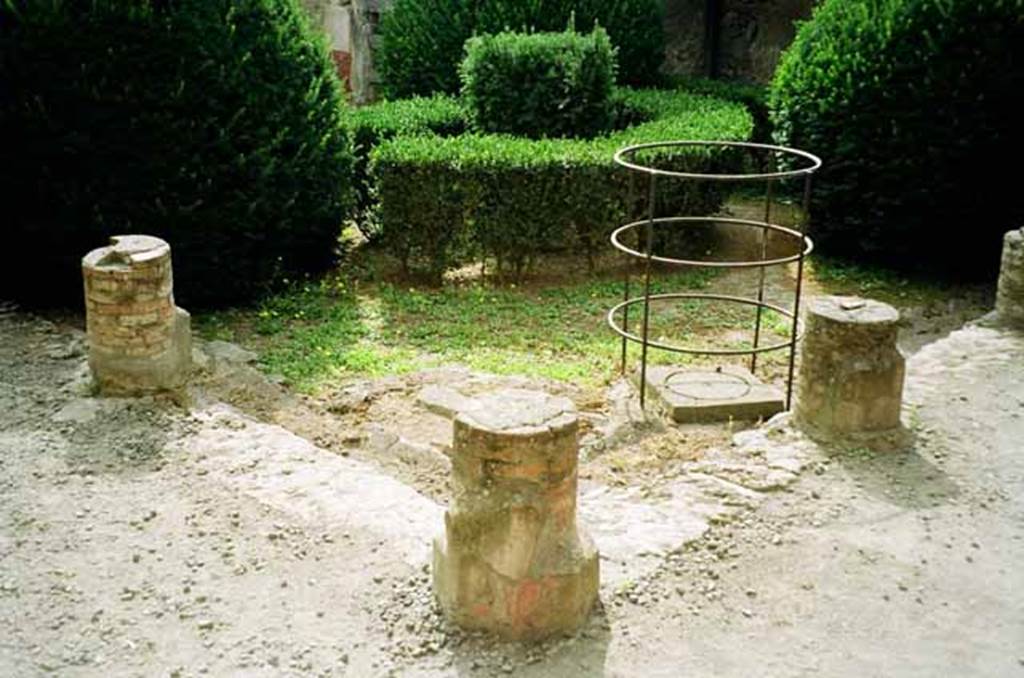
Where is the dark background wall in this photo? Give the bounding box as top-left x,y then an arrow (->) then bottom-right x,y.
301,0 -> 816,101
664,0 -> 816,83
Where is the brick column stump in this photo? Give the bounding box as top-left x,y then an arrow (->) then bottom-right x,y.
82,235 -> 191,395
795,296 -> 905,442
432,389 -> 599,640
996,227 -> 1024,330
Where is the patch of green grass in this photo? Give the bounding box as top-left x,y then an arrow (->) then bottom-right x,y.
807,256 -> 954,305
199,266 -> 796,393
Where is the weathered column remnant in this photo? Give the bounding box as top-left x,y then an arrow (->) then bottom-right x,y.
795,296 -> 905,441
82,235 -> 191,395
996,227 -> 1024,330
432,389 -> 599,640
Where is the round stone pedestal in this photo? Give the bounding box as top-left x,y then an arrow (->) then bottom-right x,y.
82,235 -> 191,395
432,389 -> 599,640
795,296 -> 905,441
996,228 -> 1024,330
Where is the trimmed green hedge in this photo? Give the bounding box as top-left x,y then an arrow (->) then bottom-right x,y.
0,0 -> 355,308
369,89 -> 753,280
771,0 -> 1024,276
343,95 -> 466,236
376,0 -> 665,99
461,28 -> 618,139
672,76 -> 770,143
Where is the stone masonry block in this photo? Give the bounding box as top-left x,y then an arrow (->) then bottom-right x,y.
795,296 -> 906,444
433,389 -> 599,640
996,228 -> 1024,330
82,235 -> 191,395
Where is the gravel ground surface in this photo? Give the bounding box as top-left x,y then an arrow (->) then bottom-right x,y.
1,304 -> 1022,677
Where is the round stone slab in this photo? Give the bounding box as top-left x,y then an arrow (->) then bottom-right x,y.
637,365 -> 784,424
451,388 -> 580,479
456,389 -> 577,436
806,297 -> 897,327
807,295 -> 900,326
664,369 -> 753,401
82,234 -> 170,269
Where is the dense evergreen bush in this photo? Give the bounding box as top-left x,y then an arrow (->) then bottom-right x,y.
369,89 -> 752,280
771,0 -> 1024,276
374,0 -> 476,100
377,0 -> 665,99
460,28 -> 617,139
0,0 -> 354,307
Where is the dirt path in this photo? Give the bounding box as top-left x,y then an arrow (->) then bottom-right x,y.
1,305 -> 1022,677
0,314 -> 411,676
578,321 -> 1024,678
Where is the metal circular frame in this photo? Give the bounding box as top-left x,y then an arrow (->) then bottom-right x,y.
611,139 -> 821,411
608,292 -> 801,356
611,217 -> 813,268
613,140 -> 822,181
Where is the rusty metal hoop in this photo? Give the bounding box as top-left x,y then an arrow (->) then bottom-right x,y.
609,140 -> 821,410
608,292 -> 799,356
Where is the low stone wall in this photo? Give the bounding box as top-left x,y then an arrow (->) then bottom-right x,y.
302,0 -> 813,105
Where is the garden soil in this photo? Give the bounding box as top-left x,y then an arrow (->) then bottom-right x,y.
1,301 -> 1022,677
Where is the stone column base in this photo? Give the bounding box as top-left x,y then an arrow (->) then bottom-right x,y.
82,235 -> 192,396
433,524 -> 599,641
795,296 -> 907,448
431,389 -> 600,640
89,307 -> 191,395
996,228 -> 1024,330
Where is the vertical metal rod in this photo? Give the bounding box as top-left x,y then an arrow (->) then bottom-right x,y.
785,174 -> 814,409
799,172 -> 813,233
639,174 -> 657,409
750,172 -> 774,374
620,171 -> 637,374
620,265 -> 631,375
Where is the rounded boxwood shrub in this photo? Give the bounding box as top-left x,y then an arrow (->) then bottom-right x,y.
771,0 -> 1024,276
368,88 -> 752,280
0,0 -> 355,308
461,27 -> 617,139
376,0 -> 665,100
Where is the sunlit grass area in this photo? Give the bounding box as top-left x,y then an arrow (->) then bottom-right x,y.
198,199 -> 989,395
197,266 -> 761,393
198,263 -> 800,393
805,256 -> 961,306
